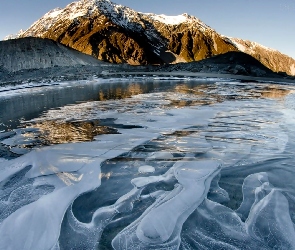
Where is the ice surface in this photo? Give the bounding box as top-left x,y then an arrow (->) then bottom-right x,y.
112,160 -> 220,249
207,172 -> 230,203
1,80 -> 295,249
131,166 -> 175,188
0,132 -> 155,250
59,186 -> 143,250
246,189 -> 295,248
236,172 -> 270,221
180,198 -> 261,250
0,131 -> 15,140
138,165 -> 155,173
147,151 -> 174,160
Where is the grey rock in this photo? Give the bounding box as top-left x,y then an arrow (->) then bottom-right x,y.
0,37 -> 104,72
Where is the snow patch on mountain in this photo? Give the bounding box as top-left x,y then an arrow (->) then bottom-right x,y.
251,41 -> 276,52
68,0 -> 98,20
149,14 -> 189,25
3,29 -> 25,41
16,0 -> 96,37
228,38 -> 246,52
230,38 -> 276,53
45,8 -> 63,19
70,10 -> 89,20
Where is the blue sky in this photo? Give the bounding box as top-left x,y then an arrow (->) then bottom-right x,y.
0,0 -> 294,59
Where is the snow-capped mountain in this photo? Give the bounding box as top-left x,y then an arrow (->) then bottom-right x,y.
11,0 -> 295,75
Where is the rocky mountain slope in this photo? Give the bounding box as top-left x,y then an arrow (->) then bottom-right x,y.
6,0 -> 295,75
227,38 -> 295,76
0,37 -> 104,72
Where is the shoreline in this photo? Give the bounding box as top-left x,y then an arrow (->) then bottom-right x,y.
1,68 -> 295,86
104,71 -> 295,84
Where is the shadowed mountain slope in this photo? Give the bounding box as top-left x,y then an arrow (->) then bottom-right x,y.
157,51 -> 281,78
0,37 -> 105,72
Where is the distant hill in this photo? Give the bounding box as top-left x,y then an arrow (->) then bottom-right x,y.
158,51 -> 280,78
7,0 -> 295,76
0,37 -> 104,72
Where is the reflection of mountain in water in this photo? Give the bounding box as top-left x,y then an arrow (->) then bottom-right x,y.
0,81 -> 157,131
98,82 -> 149,101
171,81 -> 293,107
260,87 -> 292,99
31,120 -> 118,145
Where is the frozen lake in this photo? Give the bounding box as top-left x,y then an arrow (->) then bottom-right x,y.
1,77 -> 295,249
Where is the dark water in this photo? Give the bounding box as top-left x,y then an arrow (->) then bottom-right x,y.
0,78 -> 289,133
0,80 -> 163,131
0,79 -> 218,157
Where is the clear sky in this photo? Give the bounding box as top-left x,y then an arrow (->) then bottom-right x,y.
0,0 -> 294,59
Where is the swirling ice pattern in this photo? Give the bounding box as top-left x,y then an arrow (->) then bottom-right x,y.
1,83 -> 295,250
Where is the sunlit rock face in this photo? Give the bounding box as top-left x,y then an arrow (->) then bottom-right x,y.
1,79 -> 295,249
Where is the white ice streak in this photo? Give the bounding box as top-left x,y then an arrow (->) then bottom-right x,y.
246,185 -> 295,248
138,165 -> 155,173
112,160 -> 221,249
207,172 -> 230,203
61,186 -> 143,249
236,172 -> 270,221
